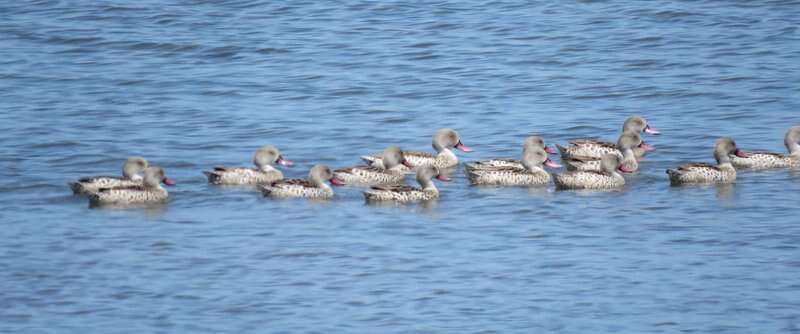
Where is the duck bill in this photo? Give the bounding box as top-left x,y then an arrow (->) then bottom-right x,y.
436,174 -> 451,182
618,166 -> 634,174
734,149 -> 749,158
644,125 -> 660,135
402,160 -> 415,168
639,142 -> 655,151
544,158 -> 562,168
454,141 -> 473,152
162,178 -> 177,186
277,156 -> 294,166
329,177 -> 345,186
544,146 -> 558,155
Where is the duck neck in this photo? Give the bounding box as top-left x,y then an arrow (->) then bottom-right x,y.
258,164 -> 277,173
437,148 -> 456,161
310,177 -> 330,189
143,178 -> 161,189
621,149 -> 638,170
417,177 -> 437,192
787,143 -> 800,157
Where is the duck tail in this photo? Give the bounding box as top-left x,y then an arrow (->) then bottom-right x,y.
556,144 -> 570,158
68,182 -> 83,194
203,171 -> 221,184
259,185 -> 273,197
360,155 -> 377,165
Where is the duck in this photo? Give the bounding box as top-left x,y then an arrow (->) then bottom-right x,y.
731,126 -> 800,169
334,146 -> 414,186
666,137 -> 749,185
557,116 -> 659,159
563,132 -> 652,172
260,164 -> 343,199
467,147 -> 561,186
553,154 -> 632,190
87,166 -> 176,206
203,145 -> 292,185
70,156 -> 149,194
464,136 -> 557,171
361,128 -> 472,172
363,165 -> 449,203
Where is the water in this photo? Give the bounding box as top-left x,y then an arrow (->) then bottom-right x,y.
2,0 -> 800,332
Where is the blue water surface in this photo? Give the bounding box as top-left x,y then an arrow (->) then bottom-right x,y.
1,1 -> 800,333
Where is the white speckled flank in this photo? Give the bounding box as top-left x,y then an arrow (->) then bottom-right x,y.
69,156 -> 148,194
363,166 -> 447,203
553,154 -> 628,190
667,137 -> 744,185
464,136 -> 555,172
558,116 -> 658,160
88,166 -> 174,206
334,146 -> 411,186
261,165 -> 340,199
731,127 -> 800,169
563,132 -> 648,172
204,145 -> 291,185
361,128 -> 471,171
467,147 -> 558,186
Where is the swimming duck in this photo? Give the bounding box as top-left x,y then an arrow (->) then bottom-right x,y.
363,165 -> 449,203
563,132 -> 652,172
557,116 -> 659,159
203,145 -> 292,185
667,137 -> 749,185
70,156 -> 149,194
553,154 -> 631,190
731,126 -> 800,169
361,128 -> 472,171
467,148 -> 561,186
261,164 -> 343,199
334,146 -> 414,186
87,166 -> 175,206
464,136 -> 557,171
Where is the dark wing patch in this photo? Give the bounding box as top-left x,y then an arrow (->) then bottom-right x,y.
370,185 -> 418,192
564,155 -> 600,163
569,139 -> 613,148
752,152 -> 785,158
275,179 -> 312,187
78,176 -> 120,183
406,151 -> 435,158
679,163 -> 718,171
98,185 -> 146,193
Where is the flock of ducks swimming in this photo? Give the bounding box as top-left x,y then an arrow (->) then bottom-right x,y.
69,116 -> 800,206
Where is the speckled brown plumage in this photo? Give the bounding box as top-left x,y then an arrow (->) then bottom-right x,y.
261,165 -> 338,199
87,166 -> 173,206
204,166 -> 283,185
70,156 -> 148,195
666,137 -> 743,185
467,166 -> 551,186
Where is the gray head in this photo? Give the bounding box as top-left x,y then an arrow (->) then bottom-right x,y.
521,148 -> 562,171
143,166 -> 176,188
415,165 -> 450,187
122,156 -> 148,179
523,136 -> 557,155
381,146 -> 413,169
616,132 -> 654,152
713,137 -> 747,164
600,154 -> 631,174
308,164 -> 343,186
622,116 -> 660,135
784,126 -> 800,154
432,128 -> 472,153
254,145 -> 293,170
522,136 -> 546,151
